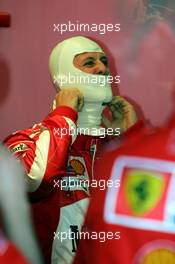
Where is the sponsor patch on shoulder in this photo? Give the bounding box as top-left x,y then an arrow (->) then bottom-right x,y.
11,143 -> 28,154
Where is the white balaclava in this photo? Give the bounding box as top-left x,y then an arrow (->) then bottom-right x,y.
49,36 -> 112,135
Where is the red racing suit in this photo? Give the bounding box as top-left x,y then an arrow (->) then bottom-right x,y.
4,105 -> 145,264
74,114 -> 175,264
4,105 -> 105,264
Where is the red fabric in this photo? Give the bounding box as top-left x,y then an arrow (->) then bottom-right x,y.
4,105 -> 144,263
0,234 -> 29,264
53,106 -> 78,123
74,116 -> 175,264
4,106 -> 104,263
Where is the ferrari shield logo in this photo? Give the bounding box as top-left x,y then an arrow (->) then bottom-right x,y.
124,169 -> 165,216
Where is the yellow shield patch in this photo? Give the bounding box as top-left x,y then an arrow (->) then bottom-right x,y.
124,169 -> 165,216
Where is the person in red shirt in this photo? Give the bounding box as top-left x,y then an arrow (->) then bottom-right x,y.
74,111 -> 175,264
73,15 -> 175,264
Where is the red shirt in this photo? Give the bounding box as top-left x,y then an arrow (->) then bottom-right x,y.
74,115 -> 175,264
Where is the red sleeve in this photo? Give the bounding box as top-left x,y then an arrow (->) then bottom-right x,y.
4,106 -> 78,195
